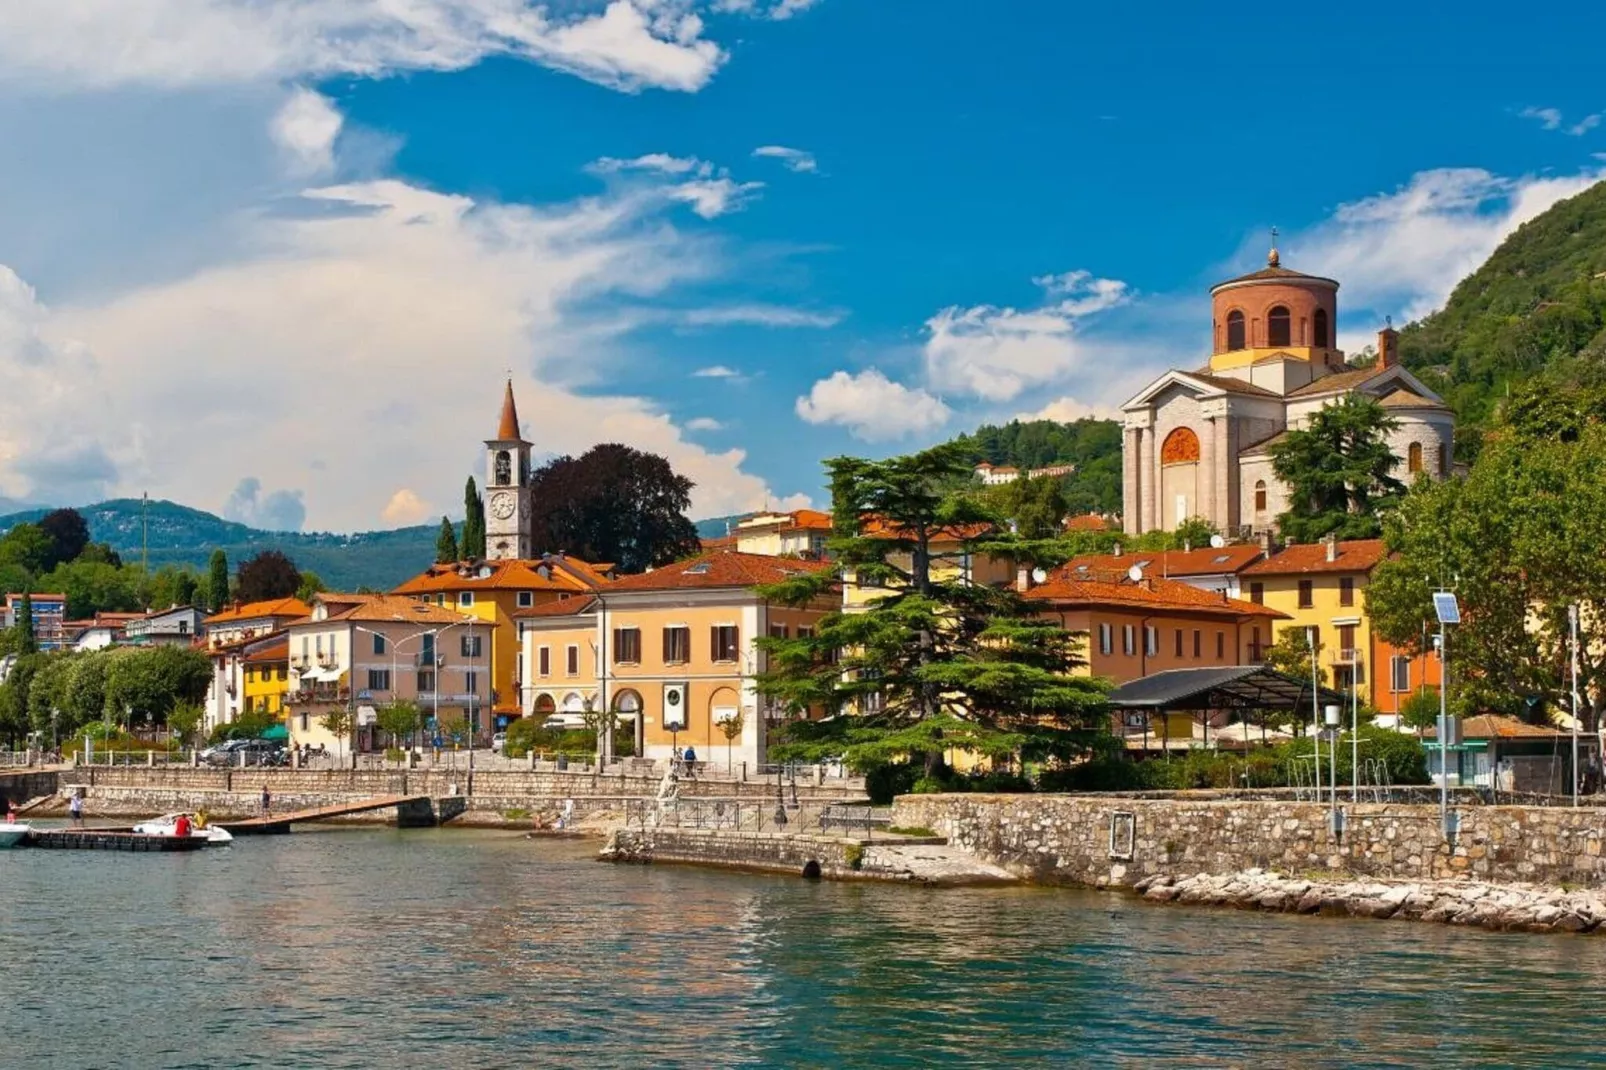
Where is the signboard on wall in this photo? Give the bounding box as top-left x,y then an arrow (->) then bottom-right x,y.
662,682 -> 687,730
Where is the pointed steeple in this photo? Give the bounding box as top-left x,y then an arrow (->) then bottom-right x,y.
496,380 -> 522,441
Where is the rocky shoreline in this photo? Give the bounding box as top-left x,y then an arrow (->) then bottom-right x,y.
1136,869 -> 1606,934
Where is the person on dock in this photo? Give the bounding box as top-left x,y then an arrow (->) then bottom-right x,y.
5,800 -> 17,824
173,813 -> 192,838
260,785 -> 272,816
68,791 -> 84,827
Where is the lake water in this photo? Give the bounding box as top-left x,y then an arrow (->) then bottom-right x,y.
4,828 -> 1606,1068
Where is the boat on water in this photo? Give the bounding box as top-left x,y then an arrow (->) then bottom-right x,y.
131,814 -> 234,846
0,822 -> 31,848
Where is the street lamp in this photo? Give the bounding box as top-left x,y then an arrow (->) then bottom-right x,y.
1432,590 -> 1461,841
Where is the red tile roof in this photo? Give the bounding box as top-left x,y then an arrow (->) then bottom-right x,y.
392,555 -> 609,595
859,517 -> 997,541
1241,539 -> 1387,576
606,550 -> 833,593
1064,513 -> 1114,532
495,380 -> 523,441
513,595 -> 599,620
205,597 -> 313,625
699,533 -> 738,551
1424,715 -> 1568,740
297,595 -> 478,626
242,635 -> 290,664
1032,569 -> 1286,620
1062,544 -> 1265,579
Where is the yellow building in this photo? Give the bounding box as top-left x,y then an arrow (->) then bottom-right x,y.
240,634 -> 290,722
730,509 -> 834,557
1240,536 -> 1388,694
393,554 -> 613,732
515,550 -> 836,769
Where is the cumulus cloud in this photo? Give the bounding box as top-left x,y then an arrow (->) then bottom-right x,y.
590,153 -> 711,176
667,177 -> 763,218
795,369 -> 950,440
693,365 -> 742,378
1016,396 -> 1117,423
270,87 -> 343,174
381,488 -> 431,526
714,0 -> 820,18
1520,105 -> 1600,137
685,417 -> 723,431
752,145 -> 818,173
922,270 -> 1128,402
223,477 -> 308,532
0,0 -> 730,94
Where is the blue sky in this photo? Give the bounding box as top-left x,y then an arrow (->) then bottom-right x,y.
1,2 -> 1604,531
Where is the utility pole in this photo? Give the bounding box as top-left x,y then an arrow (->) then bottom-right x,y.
141,491 -> 149,575
1308,627 -> 1321,804
1571,604 -> 1580,808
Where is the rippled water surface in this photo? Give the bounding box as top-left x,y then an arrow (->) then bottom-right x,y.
5,828 -> 1606,1068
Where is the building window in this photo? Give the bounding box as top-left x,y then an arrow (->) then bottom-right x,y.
1391,656 -> 1411,693
1216,632 -> 1225,659
1313,308 -> 1330,347
1145,626 -> 1159,657
1340,577 -> 1355,607
1192,630 -> 1201,658
277,667 -> 287,681
494,450 -> 511,485
798,626 -> 814,640
465,671 -> 479,695
1298,580 -> 1313,609
372,633 -> 386,655
1337,624 -> 1357,659
367,669 -> 391,692
538,646 -> 551,677
459,592 -> 475,607
417,670 -> 436,693
663,626 -> 690,664
1249,627 -> 1263,662
1254,480 -> 1267,513
1098,623 -> 1113,656
711,625 -> 740,663
1250,582 -> 1264,605
769,623 -> 790,639
517,591 -> 533,608
461,634 -> 483,659
420,633 -> 436,664
1226,310 -> 1246,351
1408,442 -> 1423,474
565,645 -> 579,676
1121,624 -> 1135,656
1174,628 -> 1184,657
613,627 -> 641,665
1267,305 -> 1291,347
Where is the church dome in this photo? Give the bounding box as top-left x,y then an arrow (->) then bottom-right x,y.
1208,248 -> 1339,360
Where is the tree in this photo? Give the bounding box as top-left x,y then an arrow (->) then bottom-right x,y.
0,523 -> 53,576
1169,515 -> 1217,551
716,710 -> 745,771
755,443 -> 1110,777
102,645 -> 212,728
37,508 -> 90,570
1398,688 -> 1441,736
377,700 -> 422,750
15,591 -> 35,655
435,516 -> 460,564
235,550 -> 300,603
207,550 -> 230,612
1270,394 -> 1407,543
141,565 -> 201,610
38,559 -> 140,620
320,708 -> 352,762
995,475 -> 1068,540
168,701 -> 205,747
461,478 -> 486,559
26,653 -> 76,739
527,444 -> 701,573
63,652 -> 110,734
295,570 -> 326,602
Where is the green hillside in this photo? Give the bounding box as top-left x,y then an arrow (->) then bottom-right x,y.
950,417 -> 1124,514
0,499 -> 437,591
1399,180 -> 1606,427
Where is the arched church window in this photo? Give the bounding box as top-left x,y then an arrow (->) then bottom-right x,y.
1313,308 -> 1330,347
1226,310 -> 1246,351
495,450 -> 512,485
1408,442 -> 1423,474
1254,480 -> 1267,512
1267,306 -> 1291,347
1161,427 -> 1200,465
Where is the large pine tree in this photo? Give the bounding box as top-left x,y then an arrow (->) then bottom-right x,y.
461,478 -> 487,559
435,517 -> 460,564
15,590 -> 36,655
206,550 -> 230,613
1270,394 -> 1407,542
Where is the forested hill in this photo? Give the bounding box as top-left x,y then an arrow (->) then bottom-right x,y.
1398,179 -> 1606,427
0,499 -> 437,591
949,417 -> 1124,514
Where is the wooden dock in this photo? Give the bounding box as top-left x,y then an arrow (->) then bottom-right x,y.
25,829 -> 207,852
216,795 -> 433,835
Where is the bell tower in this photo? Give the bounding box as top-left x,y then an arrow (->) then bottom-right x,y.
484,380 -> 533,561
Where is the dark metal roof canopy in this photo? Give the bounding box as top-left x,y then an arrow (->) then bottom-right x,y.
1106,665 -> 1347,713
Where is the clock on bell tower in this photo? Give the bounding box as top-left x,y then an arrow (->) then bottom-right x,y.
483,380 -> 533,561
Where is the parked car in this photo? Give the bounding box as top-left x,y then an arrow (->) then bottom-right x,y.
201,739 -> 250,767
491,732 -> 507,754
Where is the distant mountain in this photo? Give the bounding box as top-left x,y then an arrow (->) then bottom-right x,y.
696,514 -> 745,540
0,498 -> 437,591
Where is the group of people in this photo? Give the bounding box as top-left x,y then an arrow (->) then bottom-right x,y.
671,745 -> 699,778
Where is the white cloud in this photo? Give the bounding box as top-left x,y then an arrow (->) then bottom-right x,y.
680,304 -> 841,327
381,488 -> 432,526
752,145 -> 818,173
1571,114 -> 1603,137
0,0 -> 728,94
713,0 -> 821,19
693,364 -> 742,378
270,87 -> 343,174
685,417 -> 723,431
1017,396 -> 1116,423
223,477 -> 308,532
591,153 -> 711,176
795,369 -> 950,440
1520,105 -> 1600,137
922,270 -> 1128,402
588,153 -> 762,218
668,177 -> 763,218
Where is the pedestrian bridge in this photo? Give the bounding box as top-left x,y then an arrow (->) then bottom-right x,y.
216,795 -> 435,835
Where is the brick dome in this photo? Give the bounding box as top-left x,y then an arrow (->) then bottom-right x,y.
1209,250 -> 1339,356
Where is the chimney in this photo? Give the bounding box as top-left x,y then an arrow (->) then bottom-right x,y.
1377,319 -> 1398,369
1325,533 -> 1338,563
1183,539 -> 1191,553
1112,542 -> 1123,558
1257,529 -> 1274,555
1015,565 -> 1031,592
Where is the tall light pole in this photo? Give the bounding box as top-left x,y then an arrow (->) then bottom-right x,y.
1570,604 -> 1581,808
1433,590 -> 1460,841
352,624 -> 440,752
1307,626 -> 1321,803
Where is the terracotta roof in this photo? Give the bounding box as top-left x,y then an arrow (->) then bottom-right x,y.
1185,372 -> 1281,398
302,595 -> 479,626
1424,715 -> 1569,741
1065,513 -> 1114,532
243,635 -> 289,664
1062,545 -> 1266,578
392,555 -> 608,596
205,597 -> 313,625
1032,569 -> 1285,619
1211,253 -> 1339,292
514,596 -> 599,620
495,380 -> 523,441
1286,365 -> 1385,397
788,509 -> 833,531
699,533 -> 738,551
606,550 -> 833,593
1241,539 -> 1387,576
859,517 -> 997,541
1378,388 -> 1449,411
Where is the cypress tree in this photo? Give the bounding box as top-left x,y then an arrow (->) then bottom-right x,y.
206,549 -> 230,612
435,516 -> 460,564
15,590 -> 36,655
462,477 -> 487,559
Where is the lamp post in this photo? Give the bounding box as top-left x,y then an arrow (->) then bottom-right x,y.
1432,590 -> 1460,841
352,624 -> 442,754
1570,604 -> 1581,808
1307,627 -> 1321,803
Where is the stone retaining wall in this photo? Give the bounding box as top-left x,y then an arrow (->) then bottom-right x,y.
0,769 -> 58,807
602,827 -> 869,879
891,794 -> 1606,889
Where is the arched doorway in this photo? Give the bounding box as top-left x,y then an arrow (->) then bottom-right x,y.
612,689 -> 643,756
1160,427 -> 1201,528
534,694 -> 556,722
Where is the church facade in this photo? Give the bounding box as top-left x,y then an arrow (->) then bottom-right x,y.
1121,249 -> 1455,536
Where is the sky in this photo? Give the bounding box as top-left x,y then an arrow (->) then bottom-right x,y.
2,2 -> 1605,532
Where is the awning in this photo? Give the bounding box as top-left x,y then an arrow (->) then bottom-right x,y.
300,667 -> 338,683
1106,665 -> 1347,713
259,723 -> 289,741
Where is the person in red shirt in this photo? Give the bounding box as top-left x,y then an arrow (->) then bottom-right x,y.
173,814 -> 192,838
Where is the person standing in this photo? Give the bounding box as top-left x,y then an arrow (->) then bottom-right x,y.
260,785 -> 272,816
68,791 -> 84,828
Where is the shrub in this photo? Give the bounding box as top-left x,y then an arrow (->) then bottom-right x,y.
383,747 -> 406,763
864,762 -> 920,805
966,770 -> 1033,794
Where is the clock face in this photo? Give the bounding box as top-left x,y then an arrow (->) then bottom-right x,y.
489,491 -> 517,520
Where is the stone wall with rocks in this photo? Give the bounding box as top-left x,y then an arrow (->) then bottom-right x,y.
0,769 -> 58,808
891,794 -> 1606,889
603,827 -> 866,879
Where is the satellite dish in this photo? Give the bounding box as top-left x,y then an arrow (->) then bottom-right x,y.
1030,567 -> 1048,584
477,566 -> 493,579
1127,564 -> 1144,583
1209,534 -> 1226,549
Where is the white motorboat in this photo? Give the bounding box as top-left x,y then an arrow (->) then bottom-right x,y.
132,813 -> 233,846
0,821 -> 32,848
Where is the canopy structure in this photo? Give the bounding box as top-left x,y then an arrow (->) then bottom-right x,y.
1106,665 -> 1347,714
259,723 -> 289,742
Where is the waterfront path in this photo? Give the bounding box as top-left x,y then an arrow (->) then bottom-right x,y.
217,795 -> 434,834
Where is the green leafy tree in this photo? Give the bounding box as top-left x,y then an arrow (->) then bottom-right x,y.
295,570 -> 326,602
1169,515 -> 1217,551
435,516 -> 460,564
461,478 -> 486,559
235,550 -> 301,602
15,590 -> 36,655
716,710 -> 745,771
320,708 -> 353,762
141,565 -> 201,610
26,653 -> 76,737
995,475 -> 1069,540
37,559 -> 141,619
377,700 -> 422,749
1398,688 -> 1441,735
63,652 -> 111,734
207,549 -> 230,613
0,523 -> 53,576
168,701 -> 205,747
526,444 -> 701,572
0,653 -> 44,746
756,443 -> 1111,777
1270,394 -> 1407,543
954,416 -> 1125,514
102,645 -> 212,728
37,508 -> 90,570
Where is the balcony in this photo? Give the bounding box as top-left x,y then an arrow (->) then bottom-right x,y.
287,685 -> 351,705
1327,648 -> 1361,665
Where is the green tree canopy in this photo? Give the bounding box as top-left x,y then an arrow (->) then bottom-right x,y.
1270,394 -> 1407,543
207,549 -> 230,613
461,478 -> 486,559
295,570 -> 326,602
37,508 -> 90,571
435,516 -> 459,564
235,550 -> 300,603
0,523 -> 53,576
102,645 -> 213,727
992,475 -> 1069,540
526,443 -> 701,573
37,559 -> 141,620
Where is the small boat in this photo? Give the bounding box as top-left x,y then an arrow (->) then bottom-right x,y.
131,814 -> 234,846
0,821 -> 31,848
